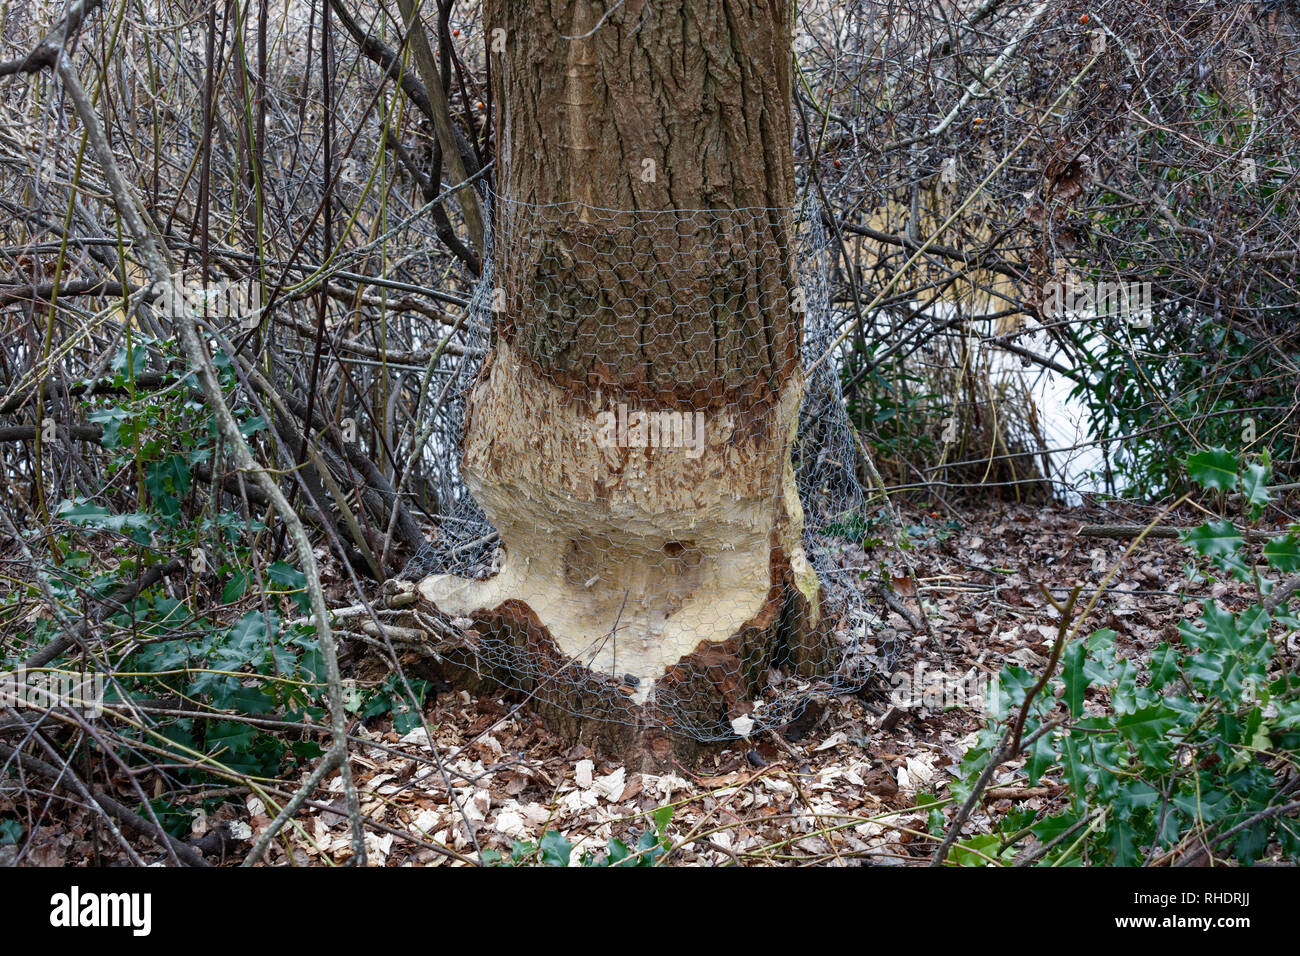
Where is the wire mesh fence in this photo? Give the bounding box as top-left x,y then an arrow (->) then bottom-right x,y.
400,187 -> 902,742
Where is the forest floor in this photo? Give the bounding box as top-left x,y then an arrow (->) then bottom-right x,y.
263,495 -> 1274,866
9,496 -> 1282,866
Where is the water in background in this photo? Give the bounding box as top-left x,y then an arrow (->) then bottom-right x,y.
988,327 -> 1106,502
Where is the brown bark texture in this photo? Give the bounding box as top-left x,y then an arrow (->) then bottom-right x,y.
417,0 -> 836,767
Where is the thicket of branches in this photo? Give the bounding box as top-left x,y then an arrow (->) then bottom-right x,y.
799,0 -> 1300,497
0,0 -> 1297,864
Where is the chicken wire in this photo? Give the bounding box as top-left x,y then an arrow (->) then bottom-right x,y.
401,186 -> 900,743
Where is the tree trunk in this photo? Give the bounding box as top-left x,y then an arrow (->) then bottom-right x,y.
418,0 -> 832,766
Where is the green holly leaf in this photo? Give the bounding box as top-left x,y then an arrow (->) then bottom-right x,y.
1061,639 -> 1087,717
1198,600 -> 1247,651
635,827 -> 667,865
1083,629 -> 1119,685
1114,780 -> 1159,819
539,830 -> 573,866
1106,817 -> 1139,865
238,415 -> 268,438
1026,730 -> 1056,786
144,454 -> 191,517
916,791 -> 946,835
222,570 -> 249,603
222,684 -> 276,715
1172,789 -> 1231,823
1112,658 -> 1138,715
111,342 -> 150,379
207,720 -> 258,768
1060,734 -> 1094,803
1029,811 -> 1080,845
1241,460 -> 1273,512
1264,534 -> 1300,572
1114,702 -> 1179,740
222,611 -> 274,671
606,837 -> 632,866
391,704 -> 422,736
1233,823 -> 1270,863
1149,643 -> 1181,691
291,740 -> 324,760
950,832 -> 1013,866
1185,447 -> 1238,491
1182,520 -> 1244,558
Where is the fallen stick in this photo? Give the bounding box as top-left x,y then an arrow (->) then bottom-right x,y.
984,785 -> 1060,801
1078,524 -> 1277,542
20,558 -> 185,670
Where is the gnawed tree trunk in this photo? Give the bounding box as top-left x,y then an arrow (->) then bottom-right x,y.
417,0 -> 833,766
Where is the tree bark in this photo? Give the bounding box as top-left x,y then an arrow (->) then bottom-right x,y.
418,0 -> 831,766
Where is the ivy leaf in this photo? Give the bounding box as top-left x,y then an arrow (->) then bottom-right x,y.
653,804 -> 673,837
1185,446 -> 1238,491
56,499 -> 154,544
88,406 -> 131,449
0,819 -> 22,845
267,561 -> 310,611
